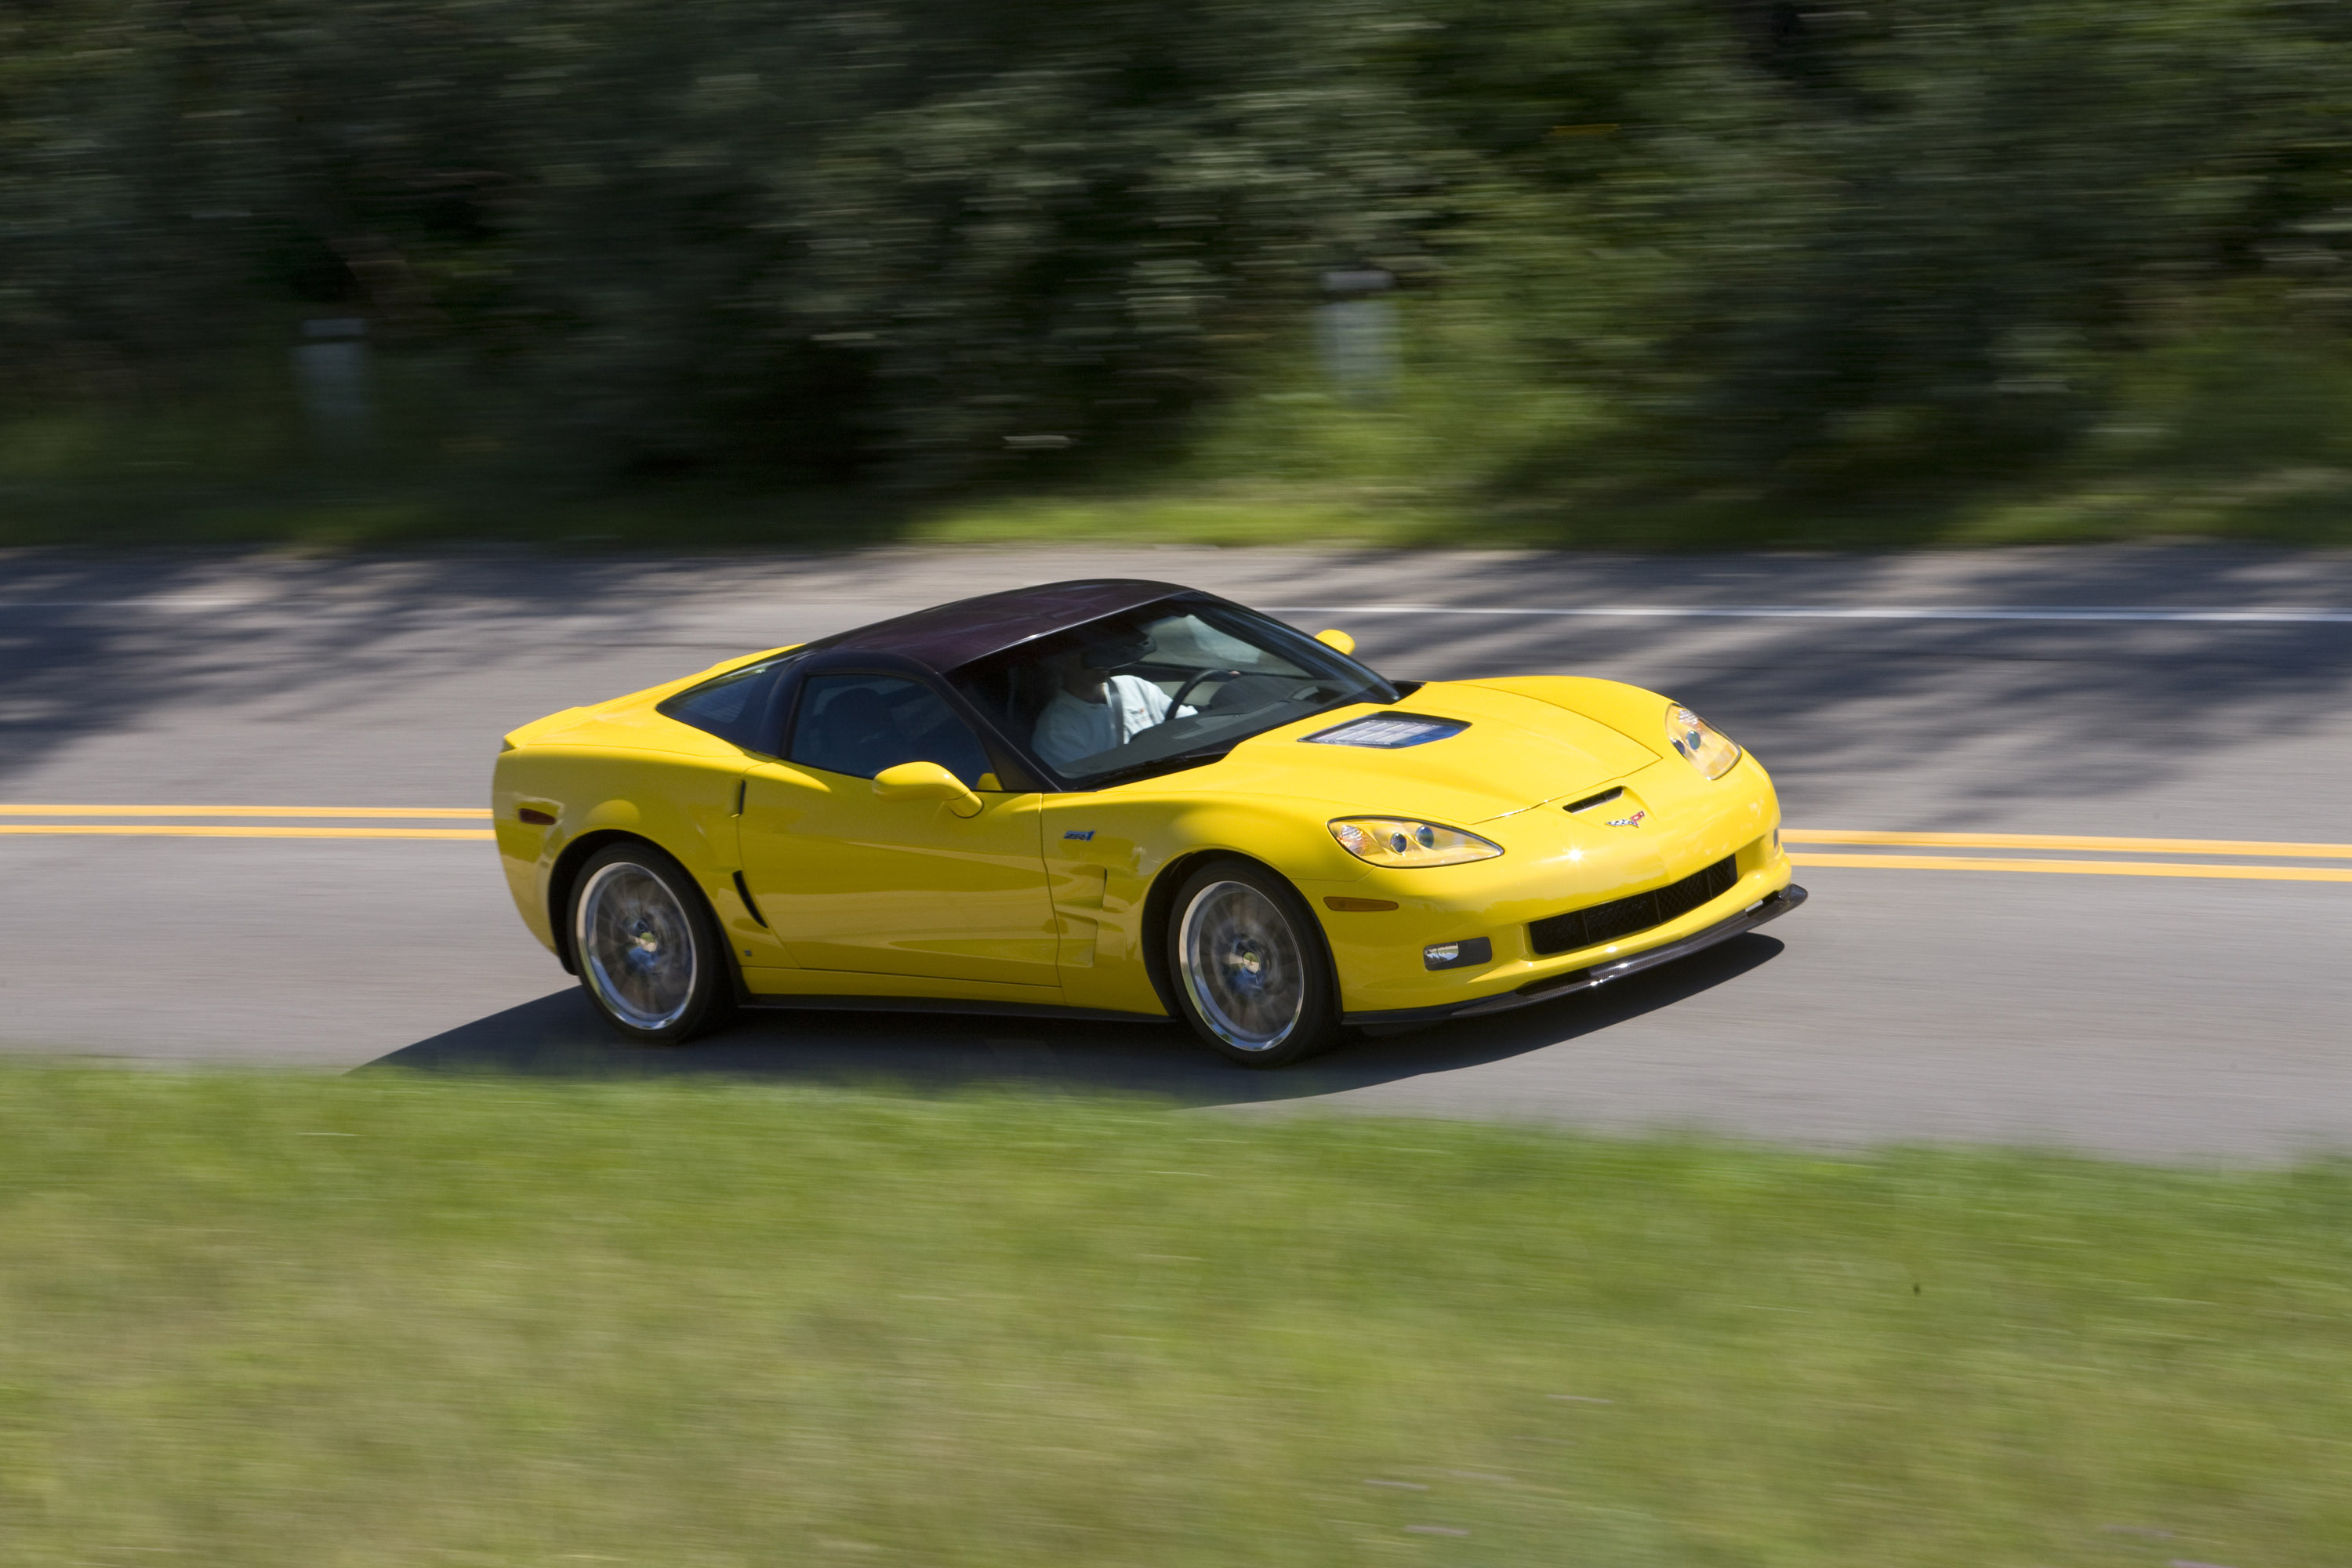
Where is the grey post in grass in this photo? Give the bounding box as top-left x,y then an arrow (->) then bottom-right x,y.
1317,269 -> 1396,405
294,318 -> 376,449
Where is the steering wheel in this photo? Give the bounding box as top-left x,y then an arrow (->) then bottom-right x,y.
1167,669 -> 1243,714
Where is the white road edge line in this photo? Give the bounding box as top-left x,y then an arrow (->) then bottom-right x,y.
1268,604 -> 2352,624
2,601 -> 2351,624
0,599 -> 265,609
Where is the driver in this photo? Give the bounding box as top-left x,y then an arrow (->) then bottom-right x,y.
1033,642 -> 1191,770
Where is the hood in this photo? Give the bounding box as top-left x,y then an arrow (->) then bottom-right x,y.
1203,679 -> 1664,822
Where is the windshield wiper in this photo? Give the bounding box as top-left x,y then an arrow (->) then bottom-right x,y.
1056,688 -> 1384,791
1072,745 -> 1236,790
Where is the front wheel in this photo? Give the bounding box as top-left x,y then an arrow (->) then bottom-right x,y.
568,841 -> 736,1044
1167,859 -> 1344,1067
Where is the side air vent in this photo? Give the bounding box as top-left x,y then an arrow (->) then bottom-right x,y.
732,870 -> 770,927
1563,786 -> 1624,815
1528,855 -> 1738,956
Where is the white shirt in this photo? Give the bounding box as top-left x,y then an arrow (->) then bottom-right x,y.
1034,674 -> 1181,770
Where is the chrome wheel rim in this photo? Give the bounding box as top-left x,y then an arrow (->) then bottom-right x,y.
1178,879 -> 1306,1051
575,861 -> 699,1031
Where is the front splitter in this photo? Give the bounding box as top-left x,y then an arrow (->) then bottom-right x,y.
1345,884 -> 1809,1031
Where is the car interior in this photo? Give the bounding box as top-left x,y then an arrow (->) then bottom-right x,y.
953,606 -> 1378,783
788,674 -> 994,786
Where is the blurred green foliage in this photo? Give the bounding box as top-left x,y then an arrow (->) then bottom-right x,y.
8,0 -> 2352,540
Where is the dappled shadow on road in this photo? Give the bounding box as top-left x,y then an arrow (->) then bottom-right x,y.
363,934 -> 1787,1105
5,544 -> 2352,828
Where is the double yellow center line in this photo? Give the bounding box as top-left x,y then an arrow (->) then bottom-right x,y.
0,805 -> 495,840
2,808 -> 2347,882
1786,829 -> 2352,884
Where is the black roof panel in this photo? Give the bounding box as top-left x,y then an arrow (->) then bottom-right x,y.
808,579 -> 1198,671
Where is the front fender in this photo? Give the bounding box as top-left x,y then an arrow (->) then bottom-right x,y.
1038,791 -> 1367,1014
1459,675 -> 1676,762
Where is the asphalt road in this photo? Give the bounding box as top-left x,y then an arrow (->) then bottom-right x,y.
4,543 -> 2350,1160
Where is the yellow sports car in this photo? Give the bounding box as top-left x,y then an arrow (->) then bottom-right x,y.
493,579 -> 1804,1065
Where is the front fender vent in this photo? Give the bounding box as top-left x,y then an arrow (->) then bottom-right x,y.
1529,855 -> 1738,956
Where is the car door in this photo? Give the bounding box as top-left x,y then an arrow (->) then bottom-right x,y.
738,670 -> 1059,989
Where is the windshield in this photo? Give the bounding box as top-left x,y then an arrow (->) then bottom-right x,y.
950,598 -> 1397,787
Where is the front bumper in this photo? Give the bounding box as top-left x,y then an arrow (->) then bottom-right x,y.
1342,884 -> 1807,1029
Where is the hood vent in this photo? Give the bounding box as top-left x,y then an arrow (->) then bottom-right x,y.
1301,713 -> 1469,750
1564,786 -> 1624,815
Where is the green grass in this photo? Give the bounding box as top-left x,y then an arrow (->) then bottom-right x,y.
16,461 -> 2352,555
894,466 -> 2352,550
2,1069 -> 2348,1566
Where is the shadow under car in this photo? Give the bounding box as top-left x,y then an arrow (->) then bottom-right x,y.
361,933 -> 1789,1108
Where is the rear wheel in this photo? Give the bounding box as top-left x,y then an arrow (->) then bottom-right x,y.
1167,859 -> 1343,1067
568,842 -> 735,1044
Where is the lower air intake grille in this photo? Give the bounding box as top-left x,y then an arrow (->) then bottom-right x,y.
1529,855 -> 1739,956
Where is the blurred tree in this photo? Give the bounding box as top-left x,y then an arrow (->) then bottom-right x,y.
5,0 -> 2352,507
2,0 -> 1434,485
1417,0 -> 2352,492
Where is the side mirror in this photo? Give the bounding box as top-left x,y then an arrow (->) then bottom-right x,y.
1314,628 -> 1356,656
873,760 -> 983,818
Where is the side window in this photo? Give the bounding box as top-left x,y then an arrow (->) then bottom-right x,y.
789,674 -> 994,786
657,653 -> 799,750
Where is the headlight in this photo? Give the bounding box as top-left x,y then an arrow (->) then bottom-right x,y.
1666,704 -> 1741,780
1328,817 -> 1503,867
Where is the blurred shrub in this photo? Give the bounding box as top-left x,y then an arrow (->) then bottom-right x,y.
0,0 -> 1434,491
6,0 -> 2352,513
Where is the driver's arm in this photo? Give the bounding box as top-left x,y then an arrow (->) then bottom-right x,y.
1116,673 -> 1187,727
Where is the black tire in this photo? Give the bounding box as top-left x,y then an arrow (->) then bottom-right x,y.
1163,858 -> 1345,1067
566,840 -> 737,1045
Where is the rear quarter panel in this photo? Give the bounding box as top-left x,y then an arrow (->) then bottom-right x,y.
492,719 -> 765,967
